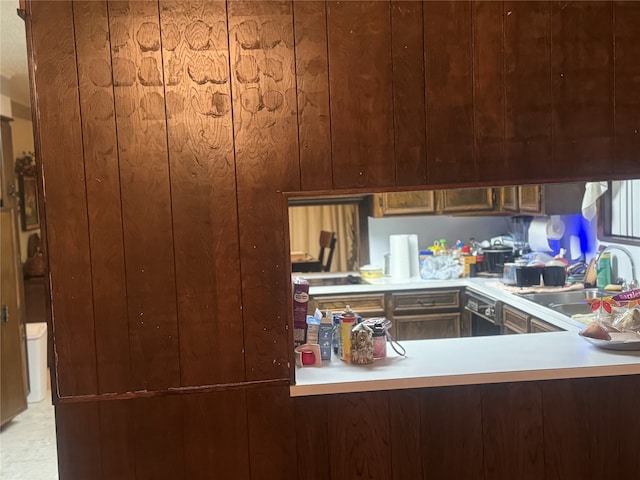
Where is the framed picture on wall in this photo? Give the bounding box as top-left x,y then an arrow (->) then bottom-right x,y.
19,174 -> 39,231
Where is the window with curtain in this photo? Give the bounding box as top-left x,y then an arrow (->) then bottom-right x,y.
601,179 -> 640,244
289,204 -> 359,272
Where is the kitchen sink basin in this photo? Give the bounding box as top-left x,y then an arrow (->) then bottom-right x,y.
517,288 -> 606,307
546,302 -> 593,316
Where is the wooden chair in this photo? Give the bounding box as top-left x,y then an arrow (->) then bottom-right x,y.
291,231 -> 337,272
317,231 -> 337,272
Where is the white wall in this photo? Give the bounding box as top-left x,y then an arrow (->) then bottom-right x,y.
368,215 -> 512,268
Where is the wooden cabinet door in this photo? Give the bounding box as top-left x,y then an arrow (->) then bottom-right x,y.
395,313 -> 461,340
1,209 -> 29,426
438,188 -> 495,214
371,191 -> 436,217
530,318 -> 563,333
502,304 -> 528,334
518,186 -> 542,214
311,294 -> 386,318
498,186 -> 519,213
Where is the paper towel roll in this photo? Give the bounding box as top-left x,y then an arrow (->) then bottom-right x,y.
407,234 -> 419,278
546,216 -> 565,240
528,218 -> 552,252
389,235 -> 411,279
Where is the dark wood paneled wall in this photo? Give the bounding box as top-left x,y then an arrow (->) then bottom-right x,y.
23,1 -> 640,479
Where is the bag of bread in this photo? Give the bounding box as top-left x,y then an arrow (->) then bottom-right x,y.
612,307 -> 640,332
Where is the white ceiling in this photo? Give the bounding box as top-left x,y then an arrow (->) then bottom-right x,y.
0,0 -> 31,106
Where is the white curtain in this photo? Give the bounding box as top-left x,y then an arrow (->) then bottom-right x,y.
289,204 -> 358,272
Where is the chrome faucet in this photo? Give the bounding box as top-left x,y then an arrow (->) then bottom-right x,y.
595,245 -> 639,291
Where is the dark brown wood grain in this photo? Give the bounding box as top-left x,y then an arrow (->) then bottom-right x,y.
551,1 -> 614,179
293,1 -> 332,191
586,376 -> 620,480
389,389 -> 423,479
159,0 -> 245,386
108,0 -> 180,390
133,396 -> 184,480
481,383 -> 545,480
182,390 -> 250,479
541,378 -> 591,480
73,0 -> 131,395
617,374 -> 640,476
29,0 -> 98,396
473,1 -> 507,183
295,395 -> 330,480
228,0 -> 299,381
328,391 -> 392,480
327,1 -> 394,189
421,385 -> 485,480
391,1 -> 427,187
424,1 -> 475,185
247,385 -> 297,480
614,1 -> 640,174
504,1 -> 552,180
55,402 -> 102,480
99,401 -> 135,480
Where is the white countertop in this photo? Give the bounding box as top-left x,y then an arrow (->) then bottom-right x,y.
290,274 -> 640,396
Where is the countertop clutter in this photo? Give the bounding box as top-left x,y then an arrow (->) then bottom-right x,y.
290,274 -> 640,397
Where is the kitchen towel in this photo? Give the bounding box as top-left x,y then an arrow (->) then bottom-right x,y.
389,234 -> 411,280
581,181 -> 608,221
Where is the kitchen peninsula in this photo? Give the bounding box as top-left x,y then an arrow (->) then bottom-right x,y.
293,276 -> 640,396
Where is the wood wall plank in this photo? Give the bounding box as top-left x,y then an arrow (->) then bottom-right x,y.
616,375 -> 640,476
133,396 -> 184,480
504,1 -> 552,181
108,0 -> 180,390
73,0 -> 131,395
159,0 -> 244,386
327,1 -> 394,189
183,390 -> 250,479
481,383 -> 545,480
99,401 -> 135,480
247,385 -> 297,480
391,1 -> 427,187
30,0 -> 98,396
551,1 -> 614,179
424,1 -> 475,185
420,385 -> 485,480
55,403 -> 102,480
328,391 -> 392,480
614,1 -> 640,174
293,1 -> 332,191
473,1 -> 507,183
228,0 -> 299,381
389,389 -> 423,480
542,378 -> 591,480
295,395 -> 330,480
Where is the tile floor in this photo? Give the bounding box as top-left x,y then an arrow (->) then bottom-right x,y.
0,377 -> 58,480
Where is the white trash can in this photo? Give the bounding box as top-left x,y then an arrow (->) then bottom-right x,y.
26,322 -> 48,403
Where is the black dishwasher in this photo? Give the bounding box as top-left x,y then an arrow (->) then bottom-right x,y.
464,289 -> 503,336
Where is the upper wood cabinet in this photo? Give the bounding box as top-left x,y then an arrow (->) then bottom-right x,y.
518,183 -> 585,215
438,188 -> 495,214
497,186 -> 519,213
371,191 -> 436,217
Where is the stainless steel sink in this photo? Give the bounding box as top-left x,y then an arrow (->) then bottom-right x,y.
546,302 -> 593,316
517,288 -> 608,317
517,288 -> 606,307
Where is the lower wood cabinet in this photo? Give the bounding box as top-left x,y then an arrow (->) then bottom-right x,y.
310,293 -> 386,318
530,317 -> 563,333
502,304 -> 529,335
394,312 -> 461,340
502,304 -> 564,334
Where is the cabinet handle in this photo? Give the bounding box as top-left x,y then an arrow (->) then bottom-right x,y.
417,299 -> 435,306
1,304 -> 8,323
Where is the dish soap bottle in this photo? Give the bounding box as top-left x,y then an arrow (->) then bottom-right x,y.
596,252 -> 611,288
